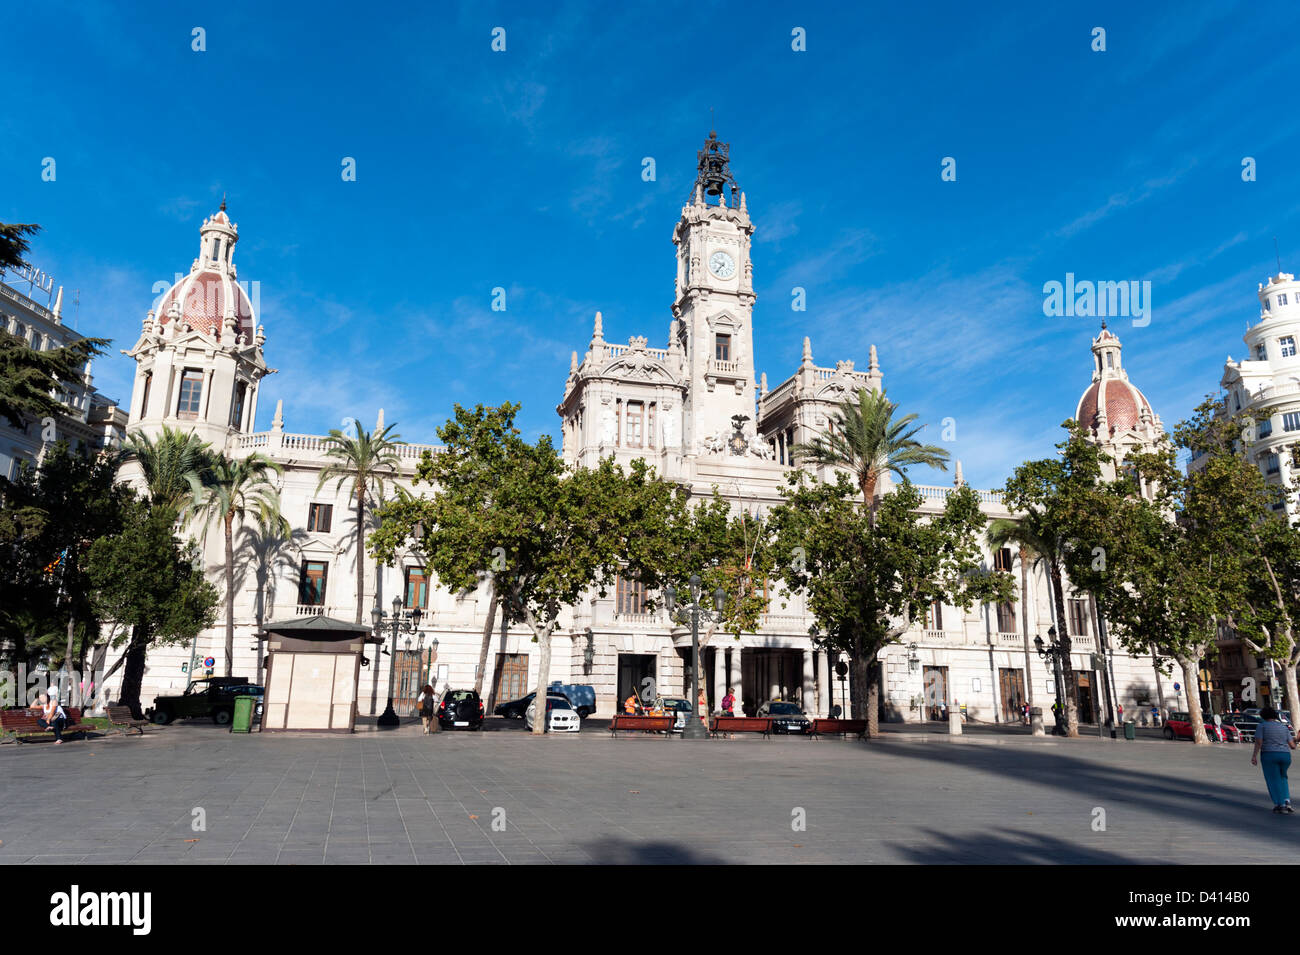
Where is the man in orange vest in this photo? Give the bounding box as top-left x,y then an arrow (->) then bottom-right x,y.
624,694 -> 639,715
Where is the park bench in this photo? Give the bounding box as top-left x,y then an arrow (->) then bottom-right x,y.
0,706 -> 91,744
710,716 -> 772,739
609,714 -> 676,736
105,705 -> 149,736
809,718 -> 868,740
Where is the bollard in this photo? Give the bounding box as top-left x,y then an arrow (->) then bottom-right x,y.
948,708 -> 963,736
1030,706 -> 1045,736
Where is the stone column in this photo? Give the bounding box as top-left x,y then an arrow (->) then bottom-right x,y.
713,645 -> 726,715
817,650 -> 831,717
801,649 -> 815,713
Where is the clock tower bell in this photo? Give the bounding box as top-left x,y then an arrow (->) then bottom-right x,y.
672,131 -> 757,455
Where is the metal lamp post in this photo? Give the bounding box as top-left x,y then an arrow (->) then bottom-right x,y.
665,574 -> 726,740
372,595 -> 422,727
1035,627 -> 1067,737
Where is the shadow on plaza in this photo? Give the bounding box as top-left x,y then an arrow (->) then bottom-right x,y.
877,739 -> 1300,847
579,837 -> 726,865
892,827 -> 1164,865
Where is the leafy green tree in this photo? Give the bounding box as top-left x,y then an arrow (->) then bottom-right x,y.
793,387 -> 950,527
372,403 -> 680,735
316,421 -> 404,623
0,220 -> 41,271
769,473 -> 1011,736
186,453 -> 288,676
0,330 -> 108,432
86,496 -> 218,717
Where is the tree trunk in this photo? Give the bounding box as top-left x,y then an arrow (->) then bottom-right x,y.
849,652 -> 870,724
355,485 -> 366,624
118,625 -> 150,720
866,659 -> 880,737
473,578 -> 499,696
63,607 -> 77,703
1049,562 -> 1079,737
1019,547 -> 1034,710
1177,655 -> 1210,744
224,512 -> 235,677
531,622 -> 553,736
1283,658 -> 1300,722
1150,643 -> 1167,717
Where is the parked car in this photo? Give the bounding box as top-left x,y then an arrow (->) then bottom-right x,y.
151,677 -> 261,725
437,689 -> 484,730
758,700 -> 812,735
495,692 -> 535,719
524,694 -> 581,733
1163,711 -> 1238,742
1221,714 -> 1259,741
548,682 -> 596,718
654,696 -> 692,732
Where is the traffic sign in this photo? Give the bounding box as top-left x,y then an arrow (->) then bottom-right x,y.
203,656 -> 215,668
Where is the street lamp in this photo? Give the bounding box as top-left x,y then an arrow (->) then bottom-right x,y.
372,595 -> 423,727
664,574 -> 726,740
1035,627 -> 1067,737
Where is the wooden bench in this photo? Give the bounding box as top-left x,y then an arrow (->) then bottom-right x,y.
0,706 -> 91,744
710,716 -> 772,738
105,705 -> 149,736
608,714 -> 676,736
809,718 -> 869,740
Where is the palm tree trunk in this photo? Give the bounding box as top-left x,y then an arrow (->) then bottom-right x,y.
1019,546 -> 1035,713
224,512 -> 235,677
355,484 -> 366,624
1049,561 -> 1078,737
474,578 -> 499,696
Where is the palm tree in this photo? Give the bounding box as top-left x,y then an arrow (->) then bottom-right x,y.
315,421 -> 404,623
186,453 -> 288,676
793,387 -> 950,527
124,426 -> 216,511
986,518 -> 1079,737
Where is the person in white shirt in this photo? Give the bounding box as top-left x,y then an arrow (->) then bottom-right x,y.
32,691 -> 68,744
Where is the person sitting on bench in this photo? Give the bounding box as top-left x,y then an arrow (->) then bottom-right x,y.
31,691 -> 67,744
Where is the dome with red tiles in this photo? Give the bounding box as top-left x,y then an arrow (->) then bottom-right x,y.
1075,323 -> 1157,437
152,201 -> 256,344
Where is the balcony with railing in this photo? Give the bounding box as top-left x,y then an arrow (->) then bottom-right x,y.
234,431 -> 444,466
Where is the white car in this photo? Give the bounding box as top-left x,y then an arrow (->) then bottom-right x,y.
524,694 -> 581,733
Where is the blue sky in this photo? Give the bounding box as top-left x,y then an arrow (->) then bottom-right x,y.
3,0 -> 1299,489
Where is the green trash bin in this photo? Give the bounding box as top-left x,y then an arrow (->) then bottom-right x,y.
231,695 -> 256,734
1123,720 -> 1136,741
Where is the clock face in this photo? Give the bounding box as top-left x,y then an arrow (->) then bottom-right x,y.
709,250 -> 736,279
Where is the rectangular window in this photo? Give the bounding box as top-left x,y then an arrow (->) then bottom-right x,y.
1267,453 -> 1281,475
1068,597 -> 1090,637
993,547 -> 1013,573
299,560 -> 328,606
647,403 -> 655,449
995,601 -> 1015,633
925,601 -> 943,631
405,566 -> 429,609
1281,294 -> 1290,306
1260,418 -> 1274,437
1284,412 -> 1300,433
1257,344 -> 1268,360
229,381 -> 247,429
615,574 -> 649,615
1282,337 -> 1296,358
176,369 -> 203,418
306,503 -> 333,533
715,334 -> 731,362
140,372 -> 152,417
626,402 -> 643,448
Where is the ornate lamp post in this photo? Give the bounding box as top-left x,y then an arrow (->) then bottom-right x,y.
664,574 -> 726,740
372,595 -> 422,728
1035,626 -> 1067,737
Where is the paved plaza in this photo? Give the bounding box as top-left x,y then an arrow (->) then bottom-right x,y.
1,720 -> 1296,864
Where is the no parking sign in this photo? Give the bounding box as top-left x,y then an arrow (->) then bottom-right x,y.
203,656 -> 216,669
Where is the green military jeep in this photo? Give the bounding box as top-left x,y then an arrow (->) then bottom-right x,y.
150,677 -> 263,726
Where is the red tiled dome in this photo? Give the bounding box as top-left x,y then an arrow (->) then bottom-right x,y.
155,269 -> 255,343
1077,379 -> 1151,435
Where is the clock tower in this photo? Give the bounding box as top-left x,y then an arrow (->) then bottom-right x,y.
672,131 -> 757,456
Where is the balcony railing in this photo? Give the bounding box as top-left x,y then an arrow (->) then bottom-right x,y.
235,431 -> 444,461
294,604 -> 329,617
914,484 -> 1005,505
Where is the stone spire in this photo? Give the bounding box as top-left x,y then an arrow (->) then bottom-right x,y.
954,460 -> 965,487
271,399 -> 284,432
375,408 -> 385,433
52,286 -> 63,323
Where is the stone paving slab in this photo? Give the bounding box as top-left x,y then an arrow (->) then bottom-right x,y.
0,720 -> 1296,864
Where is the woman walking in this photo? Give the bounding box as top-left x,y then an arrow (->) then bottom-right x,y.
417,684 -> 438,734
1250,706 -> 1295,813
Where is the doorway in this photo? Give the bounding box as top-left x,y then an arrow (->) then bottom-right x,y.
999,668 -> 1025,723
618,654 -> 657,709
1076,671 -> 1097,724
922,666 -> 949,721
394,648 -> 432,716
489,653 -> 529,711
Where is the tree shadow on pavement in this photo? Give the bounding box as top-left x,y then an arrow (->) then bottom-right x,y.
581,838 -> 726,864
877,741 -> 1300,846
890,827 -> 1166,864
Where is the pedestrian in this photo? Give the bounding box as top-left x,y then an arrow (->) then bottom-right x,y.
1251,705 -> 1296,813
31,691 -> 67,744
721,686 -> 736,717
623,693 -> 640,715
697,686 -> 708,728
416,683 -> 438,734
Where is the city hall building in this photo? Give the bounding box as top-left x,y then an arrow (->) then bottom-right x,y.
104,137 -> 1170,725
